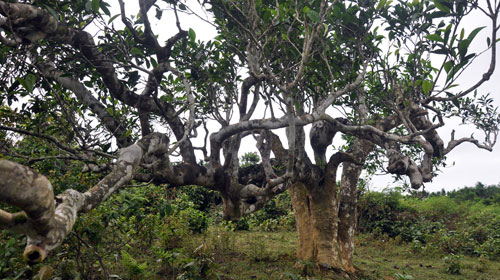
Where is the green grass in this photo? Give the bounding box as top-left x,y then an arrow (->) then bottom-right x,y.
182,228 -> 500,280
354,235 -> 500,280
170,227 -> 304,279
3,182 -> 500,279
2,226 -> 499,279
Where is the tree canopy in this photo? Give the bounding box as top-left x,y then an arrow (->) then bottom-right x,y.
0,0 -> 499,272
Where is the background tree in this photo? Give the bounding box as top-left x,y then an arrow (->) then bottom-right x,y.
0,0 -> 499,273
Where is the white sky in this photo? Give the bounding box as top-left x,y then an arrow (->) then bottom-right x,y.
108,1 -> 499,192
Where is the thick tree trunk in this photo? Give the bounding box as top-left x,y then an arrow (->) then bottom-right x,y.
289,182 -> 344,269
338,162 -> 364,272
338,140 -> 373,272
220,193 -> 241,221
289,140 -> 373,272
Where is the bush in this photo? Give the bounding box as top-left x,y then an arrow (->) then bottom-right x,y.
220,191 -> 295,232
447,183 -> 500,205
179,208 -> 209,234
222,217 -> 251,231
442,254 -> 462,274
176,244 -> 216,280
411,196 -> 463,221
0,232 -> 26,278
479,238 -> 500,260
357,186 -> 500,260
358,190 -> 417,238
178,185 -> 218,212
251,192 -> 293,222
121,250 -> 150,279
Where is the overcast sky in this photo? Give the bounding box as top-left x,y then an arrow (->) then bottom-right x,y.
111,1 -> 499,192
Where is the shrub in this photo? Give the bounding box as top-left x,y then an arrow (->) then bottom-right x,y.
121,250 -> 150,279
179,208 -> 209,234
442,254 -> 462,274
177,243 -> 216,280
222,191 -> 294,232
447,183 -> 500,205
479,238 -> 500,260
475,255 -> 489,272
357,186 -> 500,261
0,232 -> 26,278
178,185 -> 218,212
260,218 -> 279,232
358,190 -> 417,238
412,196 -> 463,221
251,192 -> 293,222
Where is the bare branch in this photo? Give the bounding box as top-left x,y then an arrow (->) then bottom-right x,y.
445,129 -> 495,154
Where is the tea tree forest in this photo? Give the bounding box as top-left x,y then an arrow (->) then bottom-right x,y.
0,0 -> 499,278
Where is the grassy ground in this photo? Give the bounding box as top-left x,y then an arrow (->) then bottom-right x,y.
354,235 -> 500,280
3,183 -> 500,279
191,227 -> 500,280
2,226 -> 499,279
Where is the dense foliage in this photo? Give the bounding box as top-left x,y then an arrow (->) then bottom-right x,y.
358,183 -> 500,261
2,181 -> 499,279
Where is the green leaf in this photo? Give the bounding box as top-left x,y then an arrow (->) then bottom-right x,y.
188,28 -> 196,42
108,14 -> 120,24
448,60 -> 468,81
445,84 -> 458,90
18,74 -> 36,93
422,80 -> 433,95
425,33 -> 444,43
306,10 -> 320,23
91,0 -> 100,13
150,57 -> 158,68
432,0 -> 450,13
100,2 -> 110,16
443,61 -> 453,73
431,48 -> 448,55
458,39 -> 470,58
130,47 -> 143,57
376,0 -> 387,11
160,203 -> 173,217
443,23 -> 452,42
467,26 -> 485,42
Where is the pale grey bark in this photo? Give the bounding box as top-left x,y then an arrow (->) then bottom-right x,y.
35,61 -> 132,147
0,133 -> 166,263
